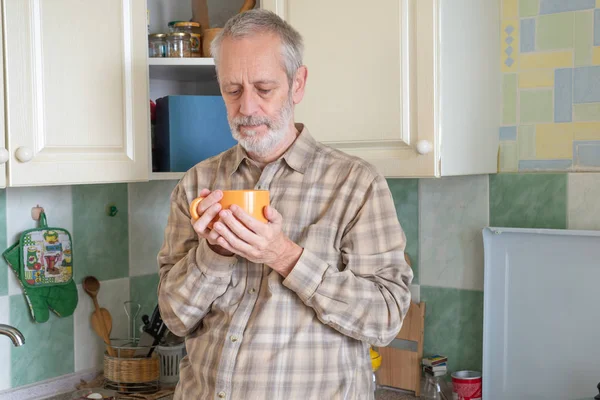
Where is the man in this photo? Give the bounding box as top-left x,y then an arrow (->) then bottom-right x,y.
157,9 -> 413,400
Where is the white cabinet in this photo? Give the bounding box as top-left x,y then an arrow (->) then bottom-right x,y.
261,0 -> 501,177
0,15 -> 6,188
2,0 -> 150,187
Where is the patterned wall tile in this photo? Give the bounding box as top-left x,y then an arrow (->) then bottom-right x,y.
502,21 -> 519,72
10,294 -> 74,387
520,90 -> 553,123
130,273 -> 160,335
573,103 -> 600,121
574,140 -> 600,166
73,278 -> 130,372
500,0 -> 600,171
419,176 -> 488,291
387,179 -> 419,283
574,66 -> 600,103
540,0 -> 595,14
554,68 -> 573,122
72,184 -> 128,282
518,125 -> 536,159
128,181 -> 178,277
520,0 -> 539,17
489,173 -> 567,228
574,11 -> 594,66
537,12 -> 574,50
502,74 -> 517,124
421,286 -> 484,376
568,173 -> 600,229
519,51 -> 573,70
0,190 -> 7,297
520,18 -> 536,52
535,123 -> 573,159
499,142 -> 518,171
518,70 -> 554,88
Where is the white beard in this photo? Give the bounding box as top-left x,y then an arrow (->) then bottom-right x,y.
229,97 -> 293,158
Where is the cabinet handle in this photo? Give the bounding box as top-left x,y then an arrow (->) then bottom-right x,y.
0,148 -> 8,164
15,146 -> 34,162
416,140 -> 432,155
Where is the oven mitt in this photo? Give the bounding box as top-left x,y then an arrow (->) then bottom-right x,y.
2,212 -> 78,323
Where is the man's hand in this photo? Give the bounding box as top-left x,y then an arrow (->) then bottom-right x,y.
212,205 -> 303,277
191,189 -> 234,257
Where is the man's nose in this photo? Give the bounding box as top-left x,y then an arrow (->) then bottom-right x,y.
239,89 -> 260,116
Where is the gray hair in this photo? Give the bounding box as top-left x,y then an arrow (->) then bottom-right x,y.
210,9 -> 304,86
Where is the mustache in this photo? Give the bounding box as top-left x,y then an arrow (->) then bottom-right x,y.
231,115 -> 272,129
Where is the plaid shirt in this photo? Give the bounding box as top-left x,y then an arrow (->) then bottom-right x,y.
157,125 -> 413,400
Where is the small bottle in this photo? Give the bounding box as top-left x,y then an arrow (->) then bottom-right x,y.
167,32 -> 191,58
148,33 -> 167,57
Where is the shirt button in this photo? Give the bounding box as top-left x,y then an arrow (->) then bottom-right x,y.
217,392 -> 226,398
248,288 -> 256,294
230,335 -> 238,342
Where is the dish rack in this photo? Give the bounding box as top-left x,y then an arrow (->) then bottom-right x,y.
157,343 -> 186,386
103,339 -> 160,394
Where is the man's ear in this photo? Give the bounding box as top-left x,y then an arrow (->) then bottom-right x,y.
292,66 -> 308,105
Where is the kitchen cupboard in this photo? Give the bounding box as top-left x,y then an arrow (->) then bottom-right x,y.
261,0 -> 501,177
0,0 -> 150,187
0,0 -> 501,187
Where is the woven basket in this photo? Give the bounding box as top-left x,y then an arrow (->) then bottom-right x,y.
104,353 -> 159,384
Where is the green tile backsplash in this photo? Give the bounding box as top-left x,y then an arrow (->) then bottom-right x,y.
72,184 -> 129,282
489,173 -> 567,229
421,286 -> 484,377
387,179 -> 419,283
130,273 -> 160,337
2,172 -> 599,392
0,190 -> 7,296
9,294 -> 74,387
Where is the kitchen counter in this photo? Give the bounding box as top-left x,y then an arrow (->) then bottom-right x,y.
45,387 -> 417,400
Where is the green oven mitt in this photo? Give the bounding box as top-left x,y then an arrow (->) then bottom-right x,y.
2,212 -> 78,323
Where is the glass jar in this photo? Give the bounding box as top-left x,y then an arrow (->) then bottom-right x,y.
167,32 -> 191,58
168,21 -> 185,33
174,22 -> 202,57
148,33 -> 167,57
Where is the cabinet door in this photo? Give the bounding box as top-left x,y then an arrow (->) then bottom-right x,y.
0,15 -> 6,188
3,0 -> 149,186
261,0 -> 438,177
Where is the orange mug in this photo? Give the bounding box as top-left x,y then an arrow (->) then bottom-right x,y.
189,190 -> 270,228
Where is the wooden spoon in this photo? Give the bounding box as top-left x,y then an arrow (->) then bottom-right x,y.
83,276 -> 116,356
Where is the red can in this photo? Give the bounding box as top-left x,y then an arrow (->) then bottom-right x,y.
451,370 -> 482,400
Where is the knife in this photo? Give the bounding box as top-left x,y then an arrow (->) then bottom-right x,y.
133,305 -> 167,357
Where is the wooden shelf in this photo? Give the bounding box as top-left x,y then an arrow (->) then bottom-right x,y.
148,57 -> 217,81
150,172 -> 185,181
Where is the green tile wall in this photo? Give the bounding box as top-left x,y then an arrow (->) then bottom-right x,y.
130,273 -> 160,337
2,171 -> 597,392
387,179 -> 419,283
489,173 -> 567,228
421,286 -> 484,376
72,184 -> 129,281
0,190 -> 7,296
9,294 -> 74,387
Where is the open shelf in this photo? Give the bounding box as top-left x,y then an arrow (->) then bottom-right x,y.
150,172 -> 185,181
149,57 -> 217,81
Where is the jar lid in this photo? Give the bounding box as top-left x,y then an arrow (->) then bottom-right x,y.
148,33 -> 167,39
168,32 -> 191,39
174,22 -> 201,28
168,20 -> 185,27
